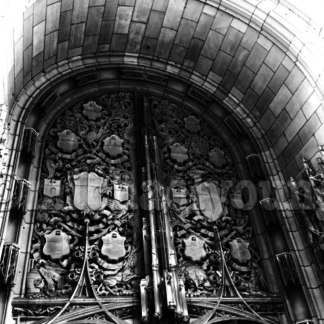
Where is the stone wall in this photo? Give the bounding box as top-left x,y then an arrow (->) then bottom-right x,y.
4,0 -> 324,182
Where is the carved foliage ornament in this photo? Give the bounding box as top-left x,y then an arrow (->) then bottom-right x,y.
151,97 -> 270,297
27,93 -> 140,298
22,94 -> 276,323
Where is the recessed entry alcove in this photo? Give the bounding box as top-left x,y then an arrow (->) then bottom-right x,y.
1,1 -> 324,323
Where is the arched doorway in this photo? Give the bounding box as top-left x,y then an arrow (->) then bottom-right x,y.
10,91 -> 285,323
1,0 -> 324,323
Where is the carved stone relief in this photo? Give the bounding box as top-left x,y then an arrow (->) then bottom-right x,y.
27,93 -> 141,298
18,93 -> 281,324
151,97 -> 271,298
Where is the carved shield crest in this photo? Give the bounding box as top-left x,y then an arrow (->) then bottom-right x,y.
101,231 -> 126,262
183,235 -> 206,262
171,188 -> 188,207
113,183 -> 129,202
103,135 -> 123,158
194,181 -> 223,221
57,130 -> 78,153
73,172 -> 105,213
169,143 -> 188,164
229,238 -> 251,264
184,116 -> 201,133
44,179 -> 62,197
208,148 -> 226,168
83,101 -> 102,121
43,230 -> 71,260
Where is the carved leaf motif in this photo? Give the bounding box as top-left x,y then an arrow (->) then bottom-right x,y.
189,136 -> 209,156
45,159 -> 59,179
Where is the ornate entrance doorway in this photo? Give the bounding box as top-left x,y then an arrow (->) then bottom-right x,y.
12,92 -> 283,323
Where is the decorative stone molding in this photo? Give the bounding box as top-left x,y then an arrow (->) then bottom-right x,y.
296,320 -> 315,324
21,128 -> 38,160
11,179 -> 31,216
259,198 -> 279,228
246,154 -> 265,180
0,104 -> 9,177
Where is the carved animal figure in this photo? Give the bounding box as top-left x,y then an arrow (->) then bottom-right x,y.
38,262 -> 68,292
176,261 -> 213,293
107,199 -> 134,218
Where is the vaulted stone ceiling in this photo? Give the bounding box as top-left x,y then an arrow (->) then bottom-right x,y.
6,0 -> 324,183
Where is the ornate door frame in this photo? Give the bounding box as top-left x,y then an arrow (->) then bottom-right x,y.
6,91 -> 287,324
